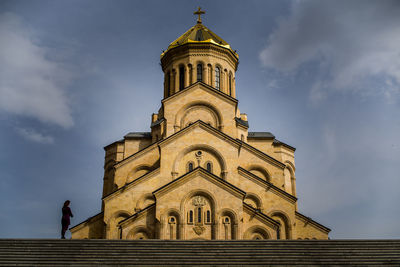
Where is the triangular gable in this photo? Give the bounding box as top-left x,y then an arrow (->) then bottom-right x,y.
153,167 -> 246,199
295,211 -> 331,234
238,167 -> 297,204
162,81 -> 238,106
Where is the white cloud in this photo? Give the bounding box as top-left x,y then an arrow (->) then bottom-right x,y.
0,12 -> 74,128
260,0 -> 400,102
15,127 -> 54,144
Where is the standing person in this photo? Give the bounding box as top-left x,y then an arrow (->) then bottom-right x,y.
61,200 -> 73,239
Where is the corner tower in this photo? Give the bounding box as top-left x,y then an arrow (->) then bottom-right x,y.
71,8 -> 330,241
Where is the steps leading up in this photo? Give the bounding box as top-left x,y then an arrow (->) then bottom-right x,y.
0,239 -> 399,266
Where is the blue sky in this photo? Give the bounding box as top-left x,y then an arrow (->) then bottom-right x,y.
0,0 -> 399,239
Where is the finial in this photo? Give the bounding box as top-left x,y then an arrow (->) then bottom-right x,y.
194,7 -> 205,24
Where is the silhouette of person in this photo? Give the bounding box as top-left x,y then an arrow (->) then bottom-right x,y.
61,200 -> 73,239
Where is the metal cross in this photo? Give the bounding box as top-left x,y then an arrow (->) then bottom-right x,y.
194,7 -> 205,24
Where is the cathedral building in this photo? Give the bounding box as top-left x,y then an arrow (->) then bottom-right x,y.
71,9 -> 330,240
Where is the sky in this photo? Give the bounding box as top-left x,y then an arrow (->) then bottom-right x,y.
0,0 -> 399,239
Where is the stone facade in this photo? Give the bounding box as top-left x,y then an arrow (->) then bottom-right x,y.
71,13 -> 330,240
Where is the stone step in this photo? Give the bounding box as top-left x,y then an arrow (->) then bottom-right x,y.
0,239 -> 399,266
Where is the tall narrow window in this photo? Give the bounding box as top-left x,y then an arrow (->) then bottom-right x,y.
179,66 -> 185,90
228,73 -> 232,96
197,64 -> 203,82
206,210 -> 211,223
188,162 -> 193,172
166,72 -> 171,97
215,67 -> 220,90
197,207 -> 202,223
206,162 -> 212,173
189,210 -> 193,223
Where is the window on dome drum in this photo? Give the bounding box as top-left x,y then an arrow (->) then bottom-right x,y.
166,72 -> 171,97
206,162 -> 212,173
215,67 -> 220,90
228,73 -> 232,96
197,64 -> 203,82
179,66 -> 185,90
188,162 -> 194,172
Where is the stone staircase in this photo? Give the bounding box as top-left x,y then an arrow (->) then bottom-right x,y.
0,239 -> 399,266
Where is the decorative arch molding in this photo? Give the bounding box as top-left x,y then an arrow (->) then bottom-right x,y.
244,193 -> 263,210
174,101 -> 224,132
247,165 -> 271,182
172,144 -> 227,179
243,225 -> 271,240
284,160 -> 296,173
284,162 -> 296,196
217,208 -> 238,240
107,210 -> 131,225
179,189 -> 217,212
269,210 -> 292,240
106,210 -> 131,239
216,208 -> 239,224
160,208 -> 182,240
127,225 -> 152,240
135,193 -> 156,211
126,164 -> 153,184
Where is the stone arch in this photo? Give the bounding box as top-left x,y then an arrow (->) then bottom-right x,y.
126,165 -> 152,184
172,144 -> 227,179
243,225 -> 270,240
244,193 -> 262,210
161,208 -> 182,240
180,190 -> 217,240
248,165 -> 271,182
127,226 -> 152,240
106,210 -> 131,239
284,161 -> 296,196
269,210 -> 291,240
135,193 -> 156,211
174,101 -> 223,131
217,208 -> 238,240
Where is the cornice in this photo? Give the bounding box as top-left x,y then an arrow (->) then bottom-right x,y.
153,167 -> 246,199
119,204 -> 156,227
159,120 -> 241,149
240,141 -> 286,169
102,168 -> 160,201
113,142 -> 158,168
161,43 -> 239,71
243,203 -> 279,230
295,211 -> 331,233
238,167 -> 297,204
69,212 -> 103,232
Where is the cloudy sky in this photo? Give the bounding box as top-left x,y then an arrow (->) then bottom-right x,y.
0,0 -> 399,239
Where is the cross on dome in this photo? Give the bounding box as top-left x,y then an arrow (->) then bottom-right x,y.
194,7 -> 205,24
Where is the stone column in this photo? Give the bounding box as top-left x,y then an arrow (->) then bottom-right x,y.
185,66 -> 190,88
203,65 -> 208,85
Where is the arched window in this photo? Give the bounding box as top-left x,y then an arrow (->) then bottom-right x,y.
179,66 -> 185,90
206,210 -> 211,223
188,210 -> 193,223
187,162 -> 194,172
206,162 -> 212,173
228,73 -> 232,96
197,207 -> 202,223
197,64 -> 203,82
215,67 -> 220,90
166,72 -> 171,97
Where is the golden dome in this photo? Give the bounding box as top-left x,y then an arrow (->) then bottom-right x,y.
161,14 -> 238,59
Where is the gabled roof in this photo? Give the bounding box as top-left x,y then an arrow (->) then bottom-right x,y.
153,167 -> 246,199
295,211 -> 331,233
162,81 -> 238,105
238,167 -> 297,203
273,139 -> 296,151
113,120 -> 286,170
124,132 -> 151,138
